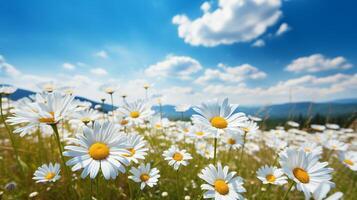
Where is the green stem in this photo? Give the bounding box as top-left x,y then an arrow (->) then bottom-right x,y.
282,182 -> 295,200
0,95 -> 23,174
238,132 -> 247,168
213,138 -> 218,165
176,169 -> 181,200
50,124 -> 67,170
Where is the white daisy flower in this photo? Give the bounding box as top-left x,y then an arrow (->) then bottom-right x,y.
122,134 -> 148,164
198,163 -> 246,200
242,120 -> 259,135
256,165 -> 287,185
33,163 -> 61,183
70,108 -> 100,125
119,99 -> 154,125
7,92 -> 75,136
287,121 -> 299,128
300,142 -> 323,157
129,163 -> 160,190
324,139 -> 349,151
188,123 -> 212,139
224,133 -> 243,150
313,182 -> 343,200
63,121 -> 129,180
280,148 -> 334,199
338,151 -> 357,171
163,145 -> 192,170
192,98 -> 247,138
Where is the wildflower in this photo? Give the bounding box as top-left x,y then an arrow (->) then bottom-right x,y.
129,163 -> 160,190
163,145 -> 192,170
63,121 -> 129,179
119,99 -> 154,125
122,134 -> 148,163
198,163 -> 245,199
256,165 -> 287,185
338,151 -> 357,171
33,163 -> 61,183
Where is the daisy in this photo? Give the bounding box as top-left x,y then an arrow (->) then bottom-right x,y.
63,121 -> 129,180
224,133 -> 243,150
324,139 -> 349,151
198,163 -> 246,200
192,98 -> 247,138
7,92 -> 75,136
70,109 -> 100,125
163,146 -> 192,170
188,123 -> 212,139
119,99 -> 154,125
286,121 -> 299,128
338,151 -> 357,171
129,163 -> 160,190
256,165 -> 287,185
310,124 -> 326,132
37,81 -> 56,93
279,148 -> 334,199
300,142 -> 323,157
122,134 -> 148,163
33,163 -> 61,183
313,182 -> 343,200
242,120 -> 259,135
100,84 -> 118,95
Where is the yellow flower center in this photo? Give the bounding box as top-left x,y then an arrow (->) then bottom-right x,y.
228,138 -> 236,145
120,119 -> 128,126
155,124 -> 162,129
140,173 -> 150,182
130,111 -> 140,118
105,88 -> 114,94
344,159 -> 354,166
293,168 -> 309,183
123,148 -> 136,157
81,117 -> 91,124
210,116 -> 228,129
196,131 -> 204,136
266,174 -> 276,183
45,172 -> 55,180
173,152 -> 183,161
304,148 -> 311,152
38,112 -> 55,124
243,127 -> 250,132
89,143 -> 110,160
214,179 -> 229,195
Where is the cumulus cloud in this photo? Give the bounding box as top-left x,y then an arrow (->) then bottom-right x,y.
62,62 -> 76,70
90,68 -> 108,76
145,55 -> 202,80
252,39 -> 265,47
0,55 -> 21,78
94,50 -> 108,59
285,54 -> 353,73
172,0 -> 282,47
195,63 -> 267,84
275,22 -> 290,36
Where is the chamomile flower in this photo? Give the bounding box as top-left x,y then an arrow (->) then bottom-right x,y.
122,134 -> 148,164
287,121 -> 299,128
242,120 -> 259,135
198,163 -> 246,200
163,146 -> 192,170
129,163 -> 160,190
324,139 -> 349,151
119,99 -> 154,125
280,148 -> 334,199
192,98 -> 247,138
188,123 -> 212,139
224,133 -> 243,150
33,163 -> 61,183
70,109 -> 100,125
256,165 -> 287,185
338,151 -> 357,171
300,142 -> 323,157
63,121 -> 129,180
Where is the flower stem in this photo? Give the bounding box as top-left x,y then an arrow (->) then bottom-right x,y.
50,124 -> 67,171
238,132 -> 247,168
282,182 -> 295,200
0,95 -> 23,174
213,137 -> 218,165
176,169 -> 181,200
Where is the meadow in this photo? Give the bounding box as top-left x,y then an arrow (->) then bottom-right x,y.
0,85 -> 356,200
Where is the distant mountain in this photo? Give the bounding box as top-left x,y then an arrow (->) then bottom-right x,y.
6,88 -> 357,119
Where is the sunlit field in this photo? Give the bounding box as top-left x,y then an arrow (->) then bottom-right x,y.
0,85 -> 356,200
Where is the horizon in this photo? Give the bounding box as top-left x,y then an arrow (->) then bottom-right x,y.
1,0 -> 357,106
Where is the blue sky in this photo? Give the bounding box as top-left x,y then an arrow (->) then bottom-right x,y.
1,0 -> 357,105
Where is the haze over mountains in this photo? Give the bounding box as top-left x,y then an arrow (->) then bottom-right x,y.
7,88 -> 357,119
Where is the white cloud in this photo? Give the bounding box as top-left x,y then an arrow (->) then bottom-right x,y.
276,22 -> 290,36
172,0 -> 282,47
195,63 -> 267,84
0,55 -> 21,78
90,68 -> 108,76
285,54 -> 353,73
145,55 -> 202,80
62,62 -> 76,70
252,39 -> 265,47
200,2 -> 211,13
94,50 -> 108,59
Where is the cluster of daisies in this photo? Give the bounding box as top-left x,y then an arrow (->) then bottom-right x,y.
1,83 -> 356,200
